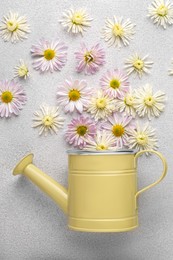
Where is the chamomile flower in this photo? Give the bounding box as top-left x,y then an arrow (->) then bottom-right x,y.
32,105 -> 64,136
127,122 -> 158,152
125,53 -> 153,78
147,0 -> 173,29
57,78 -> 92,114
0,11 -> 30,43
100,69 -> 129,98
115,89 -> 136,117
59,8 -> 93,35
102,112 -> 136,148
101,16 -> 136,49
87,90 -> 116,121
0,80 -> 27,118
75,43 -> 105,75
31,38 -> 68,73
65,116 -> 97,149
14,59 -> 29,79
84,130 -> 117,151
134,84 -> 166,120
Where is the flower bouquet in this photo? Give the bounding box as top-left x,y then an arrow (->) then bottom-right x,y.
0,5 -> 167,155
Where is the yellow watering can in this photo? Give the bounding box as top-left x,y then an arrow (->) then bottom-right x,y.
13,149 -> 167,232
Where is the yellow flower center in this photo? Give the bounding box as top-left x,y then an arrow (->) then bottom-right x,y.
133,59 -> 144,70
84,52 -> 94,63
68,89 -> 81,101
112,124 -> 125,137
136,134 -> 148,145
18,65 -> 28,77
110,79 -> 120,89
72,13 -> 84,25
76,125 -> 88,136
157,5 -> 168,16
44,49 -> 55,60
124,95 -> 134,106
96,144 -> 108,150
144,96 -> 155,106
113,23 -> 124,37
1,91 -> 13,103
96,98 -> 107,109
42,115 -> 54,126
7,20 -> 18,32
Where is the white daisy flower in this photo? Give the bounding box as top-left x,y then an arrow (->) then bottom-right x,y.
115,89 -> 136,117
59,8 -> 93,35
134,84 -> 166,120
14,59 -> 29,79
125,53 -> 153,78
147,0 -> 173,29
0,11 -> 30,43
57,78 -> 92,114
87,90 -> 116,121
101,16 -> 136,49
84,130 -> 117,151
32,105 -> 64,136
31,38 -> 67,73
127,122 -> 158,153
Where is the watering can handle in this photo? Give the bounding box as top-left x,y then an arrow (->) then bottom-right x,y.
134,150 -> 167,199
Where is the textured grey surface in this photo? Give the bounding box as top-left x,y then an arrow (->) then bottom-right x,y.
0,0 -> 173,259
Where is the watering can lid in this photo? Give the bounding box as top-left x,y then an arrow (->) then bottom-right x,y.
67,149 -> 137,155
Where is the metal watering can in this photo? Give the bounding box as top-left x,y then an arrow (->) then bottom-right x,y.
13,149 -> 167,232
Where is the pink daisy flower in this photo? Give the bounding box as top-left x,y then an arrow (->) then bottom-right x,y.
31,38 -> 68,73
100,69 -> 129,98
102,112 -> 136,148
65,116 -> 97,149
0,80 -> 27,118
75,43 -> 105,75
57,78 -> 92,114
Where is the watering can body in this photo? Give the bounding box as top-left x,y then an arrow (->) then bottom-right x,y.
13,149 -> 167,232
68,150 -> 138,232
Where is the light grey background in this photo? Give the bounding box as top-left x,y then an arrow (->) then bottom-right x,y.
0,0 -> 173,259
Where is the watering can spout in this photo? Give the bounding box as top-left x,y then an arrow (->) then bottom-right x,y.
13,154 -> 68,214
